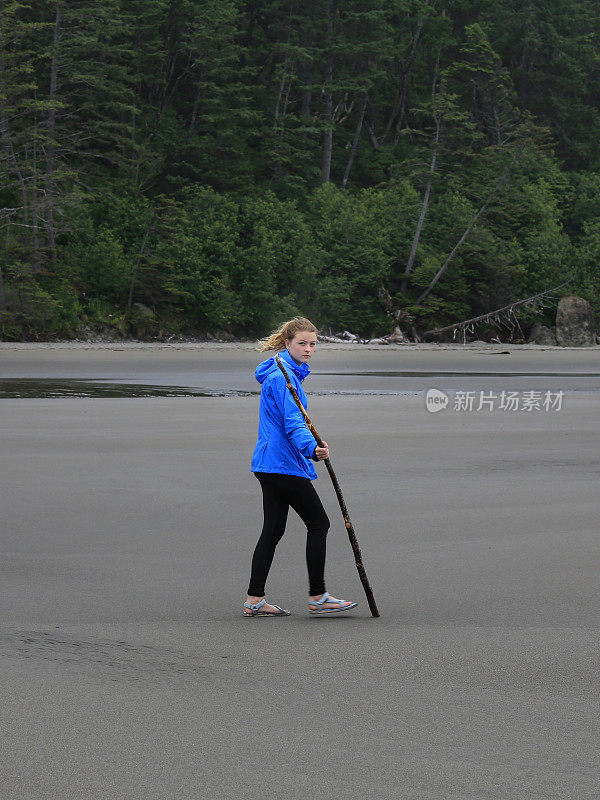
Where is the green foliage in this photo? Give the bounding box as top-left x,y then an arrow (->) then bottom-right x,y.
1,0 -> 599,340
2,265 -> 62,339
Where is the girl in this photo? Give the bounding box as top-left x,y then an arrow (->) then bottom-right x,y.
244,317 -> 358,617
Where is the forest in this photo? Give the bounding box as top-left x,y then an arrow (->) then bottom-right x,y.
1,0 -> 599,341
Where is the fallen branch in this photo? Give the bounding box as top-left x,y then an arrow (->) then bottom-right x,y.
415,149 -> 521,304
125,215 -> 154,317
422,281 -> 570,342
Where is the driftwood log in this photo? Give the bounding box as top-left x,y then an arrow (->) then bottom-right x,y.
422,282 -> 571,343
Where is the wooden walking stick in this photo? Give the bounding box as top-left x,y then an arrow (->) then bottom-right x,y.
275,355 -> 380,618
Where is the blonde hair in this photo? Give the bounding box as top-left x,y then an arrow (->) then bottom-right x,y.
257,317 -> 319,352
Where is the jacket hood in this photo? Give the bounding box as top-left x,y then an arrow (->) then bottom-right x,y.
255,348 -> 311,385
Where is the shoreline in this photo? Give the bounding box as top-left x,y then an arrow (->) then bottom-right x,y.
1,339 -> 599,352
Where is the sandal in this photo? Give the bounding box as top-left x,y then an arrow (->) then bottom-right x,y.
308,591 -> 358,615
243,598 -> 291,617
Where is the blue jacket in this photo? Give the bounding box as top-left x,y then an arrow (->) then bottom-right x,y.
251,348 -> 319,479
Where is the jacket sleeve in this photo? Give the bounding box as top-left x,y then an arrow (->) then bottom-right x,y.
273,375 -> 317,460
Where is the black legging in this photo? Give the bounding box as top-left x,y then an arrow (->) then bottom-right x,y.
248,472 -> 330,597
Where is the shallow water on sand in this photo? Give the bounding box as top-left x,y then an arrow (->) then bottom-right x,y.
0,379 -> 251,398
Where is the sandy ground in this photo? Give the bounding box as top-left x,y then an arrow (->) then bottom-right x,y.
1,344 -> 599,799
1,340 -> 600,393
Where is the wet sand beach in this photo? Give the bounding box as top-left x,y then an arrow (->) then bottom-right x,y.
1,343 -> 599,799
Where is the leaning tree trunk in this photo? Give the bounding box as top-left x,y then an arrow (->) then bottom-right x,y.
44,1 -> 62,267
300,63 -> 313,120
377,48 -> 441,338
300,0 -> 317,121
341,91 -> 368,188
187,70 -> 204,143
0,263 -> 7,311
400,114 -> 439,292
383,12 -> 426,146
125,218 -> 153,317
415,150 -> 520,304
400,49 -> 441,293
320,0 -> 334,184
0,60 -> 31,253
30,130 -> 43,273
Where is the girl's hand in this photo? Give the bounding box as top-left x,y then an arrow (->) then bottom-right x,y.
315,441 -> 329,460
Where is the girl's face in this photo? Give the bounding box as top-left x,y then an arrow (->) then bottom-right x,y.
285,330 -> 317,364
